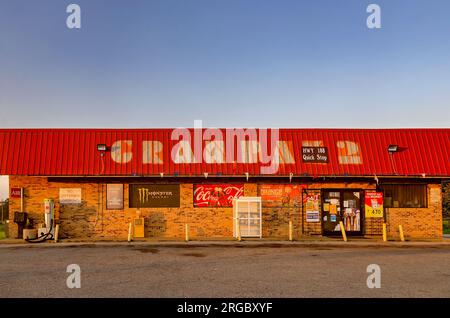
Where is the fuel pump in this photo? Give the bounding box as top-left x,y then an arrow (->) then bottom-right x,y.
26,198 -> 55,243
39,199 -> 55,236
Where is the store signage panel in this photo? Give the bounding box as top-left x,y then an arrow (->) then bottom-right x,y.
302,147 -> 329,163
60,188 -> 82,204
129,184 -> 180,208
260,184 -> 305,207
304,192 -> 320,222
194,184 -> 244,207
306,211 -> 320,222
10,187 -> 22,198
107,184 -> 124,210
365,191 -> 384,218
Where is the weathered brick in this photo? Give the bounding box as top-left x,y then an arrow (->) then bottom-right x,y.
8,177 -> 443,240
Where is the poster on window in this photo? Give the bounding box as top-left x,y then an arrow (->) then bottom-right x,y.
304,192 -> 320,222
107,184 -> 124,210
194,184 -> 244,207
365,191 -> 384,218
129,184 -> 180,208
259,184 -> 305,207
59,188 -> 82,204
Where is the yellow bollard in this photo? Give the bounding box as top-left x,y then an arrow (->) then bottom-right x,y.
339,221 -> 347,242
288,220 -> 293,241
382,223 -> 387,242
399,225 -> 405,242
127,222 -> 132,242
54,224 -> 59,243
236,218 -> 242,242
185,224 -> 189,242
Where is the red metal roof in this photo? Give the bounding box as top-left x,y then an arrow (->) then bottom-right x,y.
0,128 -> 448,177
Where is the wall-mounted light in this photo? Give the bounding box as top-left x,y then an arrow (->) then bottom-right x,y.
387,145 -> 398,153
245,172 -> 249,181
97,144 -> 107,152
204,172 -> 208,179
289,172 -> 293,183
160,172 -> 164,178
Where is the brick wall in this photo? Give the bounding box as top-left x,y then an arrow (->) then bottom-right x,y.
8,177 -> 240,240
8,176 -> 443,240
385,184 -> 443,240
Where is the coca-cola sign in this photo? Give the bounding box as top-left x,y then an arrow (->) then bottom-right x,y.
194,184 -> 244,207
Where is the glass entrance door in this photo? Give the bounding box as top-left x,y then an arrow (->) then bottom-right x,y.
322,191 -> 341,234
322,190 -> 363,236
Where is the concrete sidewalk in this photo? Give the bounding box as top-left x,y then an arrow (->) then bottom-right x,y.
1,237 -> 450,248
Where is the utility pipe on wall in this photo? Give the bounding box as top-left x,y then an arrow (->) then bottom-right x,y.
20,187 -> 24,211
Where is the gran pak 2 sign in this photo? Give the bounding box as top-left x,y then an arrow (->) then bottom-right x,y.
129,184 -> 180,208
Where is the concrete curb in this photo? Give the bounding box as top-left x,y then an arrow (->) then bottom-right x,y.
1,239 -> 450,249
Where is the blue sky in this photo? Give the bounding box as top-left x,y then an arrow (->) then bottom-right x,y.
0,0 -> 449,129
1,0 -> 450,198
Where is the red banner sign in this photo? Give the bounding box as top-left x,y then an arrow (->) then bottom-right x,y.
259,184 -> 306,207
194,184 -> 244,207
10,187 -> 22,198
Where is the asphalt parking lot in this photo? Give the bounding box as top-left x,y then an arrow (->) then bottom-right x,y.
1,244 -> 450,298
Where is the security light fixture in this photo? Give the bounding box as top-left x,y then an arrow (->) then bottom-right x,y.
97,144 -> 107,152
387,145 -> 398,153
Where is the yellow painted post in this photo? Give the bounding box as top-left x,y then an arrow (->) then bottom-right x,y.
236,218 -> 242,242
288,220 -> 293,241
339,221 -> 347,242
54,224 -> 59,243
399,225 -> 405,242
185,224 -> 189,242
382,223 -> 387,242
127,222 -> 132,242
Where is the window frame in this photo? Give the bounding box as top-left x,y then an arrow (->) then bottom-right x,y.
380,183 -> 428,209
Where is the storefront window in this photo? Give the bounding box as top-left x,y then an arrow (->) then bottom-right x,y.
381,184 -> 427,208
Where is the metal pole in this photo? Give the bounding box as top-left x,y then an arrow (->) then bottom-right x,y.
399,225 -> 405,242
339,221 -> 347,242
289,220 -> 293,241
54,224 -> 59,243
127,222 -> 132,242
20,188 -> 24,211
237,218 -> 241,242
185,223 -> 189,242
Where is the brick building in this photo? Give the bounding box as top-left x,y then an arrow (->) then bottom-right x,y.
1,128 -> 449,240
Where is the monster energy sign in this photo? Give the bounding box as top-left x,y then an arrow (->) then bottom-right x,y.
129,184 -> 180,208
